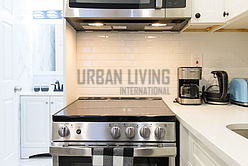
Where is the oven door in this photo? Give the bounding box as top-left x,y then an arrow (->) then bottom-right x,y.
50,146 -> 176,166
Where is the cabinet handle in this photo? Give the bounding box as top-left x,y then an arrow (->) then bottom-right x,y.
195,13 -> 201,19
51,102 -> 54,104
223,11 -> 229,17
45,102 -> 48,104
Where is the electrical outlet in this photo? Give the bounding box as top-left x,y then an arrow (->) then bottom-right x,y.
191,54 -> 203,67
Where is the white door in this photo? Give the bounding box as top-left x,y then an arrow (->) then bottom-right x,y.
21,97 -> 50,154
0,0 -> 19,165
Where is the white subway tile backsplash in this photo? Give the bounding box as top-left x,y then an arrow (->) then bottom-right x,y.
75,32 -> 248,97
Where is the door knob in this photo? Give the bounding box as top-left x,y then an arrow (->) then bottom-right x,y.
223,11 -> 229,17
195,13 -> 201,19
14,86 -> 22,93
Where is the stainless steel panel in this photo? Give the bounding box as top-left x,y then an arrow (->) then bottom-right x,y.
50,146 -> 91,156
227,123 -> 248,139
51,141 -> 176,147
166,0 -> 191,18
64,0 -> 191,19
178,67 -> 202,80
52,122 -> 176,142
176,98 -> 201,105
156,0 -> 163,9
53,156 -> 59,166
134,147 -> 176,157
50,146 -> 177,157
169,157 -> 175,166
64,0 -> 166,19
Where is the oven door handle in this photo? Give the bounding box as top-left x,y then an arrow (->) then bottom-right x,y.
134,147 -> 176,157
50,146 -> 177,157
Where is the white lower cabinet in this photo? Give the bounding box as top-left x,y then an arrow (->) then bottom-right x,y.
180,124 -> 228,166
20,95 -> 64,158
50,97 -> 65,116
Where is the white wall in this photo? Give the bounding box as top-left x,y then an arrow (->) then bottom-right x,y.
13,0 -> 64,92
73,32 -> 248,98
31,0 -> 63,10
65,22 -> 77,104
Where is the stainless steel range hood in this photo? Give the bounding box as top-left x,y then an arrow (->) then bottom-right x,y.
64,0 -> 192,32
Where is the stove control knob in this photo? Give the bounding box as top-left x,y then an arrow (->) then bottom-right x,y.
140,127 -> 150,139
125,127 -> 135,139
155,127 -> 166,139
58,126 -> 70,137
111,127 -> 121,138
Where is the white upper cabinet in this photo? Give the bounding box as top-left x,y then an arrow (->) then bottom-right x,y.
225,0 -> 248,20
191,0 -> 248,26
191,0 -> 226,24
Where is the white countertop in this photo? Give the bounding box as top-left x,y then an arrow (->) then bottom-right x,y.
163,97 -> 248,166
20,91 -> 64,96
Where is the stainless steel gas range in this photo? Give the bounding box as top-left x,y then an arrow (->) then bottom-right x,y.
50,97 -> 179,166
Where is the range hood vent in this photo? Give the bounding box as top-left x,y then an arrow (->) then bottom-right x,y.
66,18 -> 190,32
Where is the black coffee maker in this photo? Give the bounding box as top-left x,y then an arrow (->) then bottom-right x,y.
202,71 -> 229,104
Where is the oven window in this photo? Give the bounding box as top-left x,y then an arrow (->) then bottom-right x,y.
59,156 -> 169,166
59,156 -> 92,166
69,0 -> 161,9
134,157 -> 169,166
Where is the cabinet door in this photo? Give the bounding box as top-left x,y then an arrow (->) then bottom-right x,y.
191,0 -> 226,23
180,124 -> 190,166
181,125 -> 228,166
21,96 -> 50,148
225,0 -> 248,20
50,96 -> 64,116
50,96 -> 64,140
188,134 -> 227,166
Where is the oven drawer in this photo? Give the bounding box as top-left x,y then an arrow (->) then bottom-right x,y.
50,146 -> 177,157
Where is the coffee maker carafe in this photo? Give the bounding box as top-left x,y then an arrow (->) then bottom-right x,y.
176,67 -> 202,105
